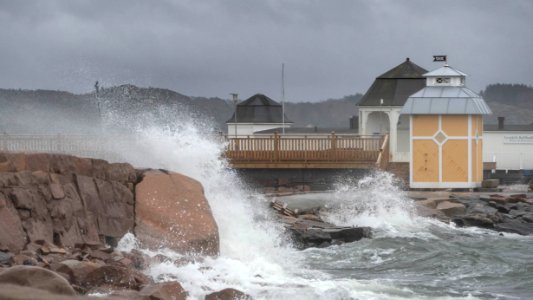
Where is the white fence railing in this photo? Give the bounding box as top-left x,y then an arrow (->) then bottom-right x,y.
0,134 -> 128,162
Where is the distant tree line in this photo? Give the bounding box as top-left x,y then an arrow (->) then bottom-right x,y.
481,83 -> 533,108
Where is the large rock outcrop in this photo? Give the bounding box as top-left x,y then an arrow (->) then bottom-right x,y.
0,152 -> 137,252
135,170 -> 219,256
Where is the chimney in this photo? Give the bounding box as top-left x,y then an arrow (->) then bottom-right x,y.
349,116 -> 359,129
498,116 -> 505,130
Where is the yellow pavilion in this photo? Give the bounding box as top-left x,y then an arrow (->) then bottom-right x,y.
401,63 -> 492,188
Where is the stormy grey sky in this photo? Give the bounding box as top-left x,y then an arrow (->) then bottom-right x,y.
0,0 -> 532,102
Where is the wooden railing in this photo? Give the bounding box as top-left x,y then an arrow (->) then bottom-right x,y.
375,134 -> 390,170
224,133 -> 386,169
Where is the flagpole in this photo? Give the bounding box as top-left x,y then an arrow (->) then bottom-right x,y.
282,63 -> 285,134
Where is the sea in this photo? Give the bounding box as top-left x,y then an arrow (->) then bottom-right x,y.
103,109 -> 533,300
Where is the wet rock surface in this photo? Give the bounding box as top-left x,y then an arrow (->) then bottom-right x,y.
415,193 -> 533,235
271,199 -> 372,249
205,288 -> 253,300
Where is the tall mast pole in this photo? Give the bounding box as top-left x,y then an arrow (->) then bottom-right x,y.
230,93 -> 238,137
282,63 -> 285,134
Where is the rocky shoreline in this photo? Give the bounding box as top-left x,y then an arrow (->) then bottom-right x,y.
415,192 -> 533,235
2,151 -> 532,299
0,152 -> 248,300
269,189 -> 533,247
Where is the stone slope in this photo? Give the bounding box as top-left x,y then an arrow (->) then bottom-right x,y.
0,152 -> 137,252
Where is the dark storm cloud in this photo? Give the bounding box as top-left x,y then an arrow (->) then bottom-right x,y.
0,0 -> 532,101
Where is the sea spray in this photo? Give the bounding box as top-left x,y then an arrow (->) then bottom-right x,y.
321,171 -> 417,230
99,105 -> 317,297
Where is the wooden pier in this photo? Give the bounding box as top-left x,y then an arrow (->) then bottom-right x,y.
224,133 -> 389,170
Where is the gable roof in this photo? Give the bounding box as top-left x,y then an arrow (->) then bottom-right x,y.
226,93 -> 292,123
358,58 -> 428,107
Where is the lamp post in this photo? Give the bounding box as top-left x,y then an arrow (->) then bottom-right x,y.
230,93 -> 238,137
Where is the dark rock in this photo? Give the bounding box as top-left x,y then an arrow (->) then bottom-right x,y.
494,219 -> 533,235
453,214 -> 495,228
436,201 -> 466,217
415,204 -> 450,223
292,228 -> 332,247
509,209 -> 527,218
522,214 -> 533,223
0,251 -> 13,265
111,290 -> 149,299
467,203 -> 498,216
83,265 -> 150,290
290,218 -> 371,249
55,259 -> 100,286
0,265 -> 76,296
123,249 -> 149,270
88,249 -> 112,262
487,201 -> 511,214
327,227 -> 372,242
12,254 -> 37,266
139,281 -> 188,300
205,288 -> 253,300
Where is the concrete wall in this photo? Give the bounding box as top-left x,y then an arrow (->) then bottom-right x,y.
237,168 -> 370,191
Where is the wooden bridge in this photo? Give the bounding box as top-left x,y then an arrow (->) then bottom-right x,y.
224,133 -> 389,170
0,133 -> 390,170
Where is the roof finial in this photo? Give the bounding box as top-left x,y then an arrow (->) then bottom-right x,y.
406,57 -> 410,62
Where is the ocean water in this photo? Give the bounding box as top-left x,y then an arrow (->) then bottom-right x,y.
104,111 -> 533,300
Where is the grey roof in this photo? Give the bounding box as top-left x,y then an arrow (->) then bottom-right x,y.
358,58 -> 428,107
484,124 -> 533,131
424,65 -> 467,77
226,93 -> 292,123
401,86 -> 492,115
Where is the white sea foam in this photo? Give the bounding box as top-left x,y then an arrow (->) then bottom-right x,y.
315,172 -> 446,240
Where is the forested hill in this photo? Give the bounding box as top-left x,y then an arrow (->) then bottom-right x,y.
0,83 -> 531,134
285,94 -> 362,128
481,83 -> 533,124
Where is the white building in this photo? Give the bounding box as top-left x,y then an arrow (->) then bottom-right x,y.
359,58 -> 533,173
358,58 -> 428,162
226,94 -> 292,136
484,118 -> 533,170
